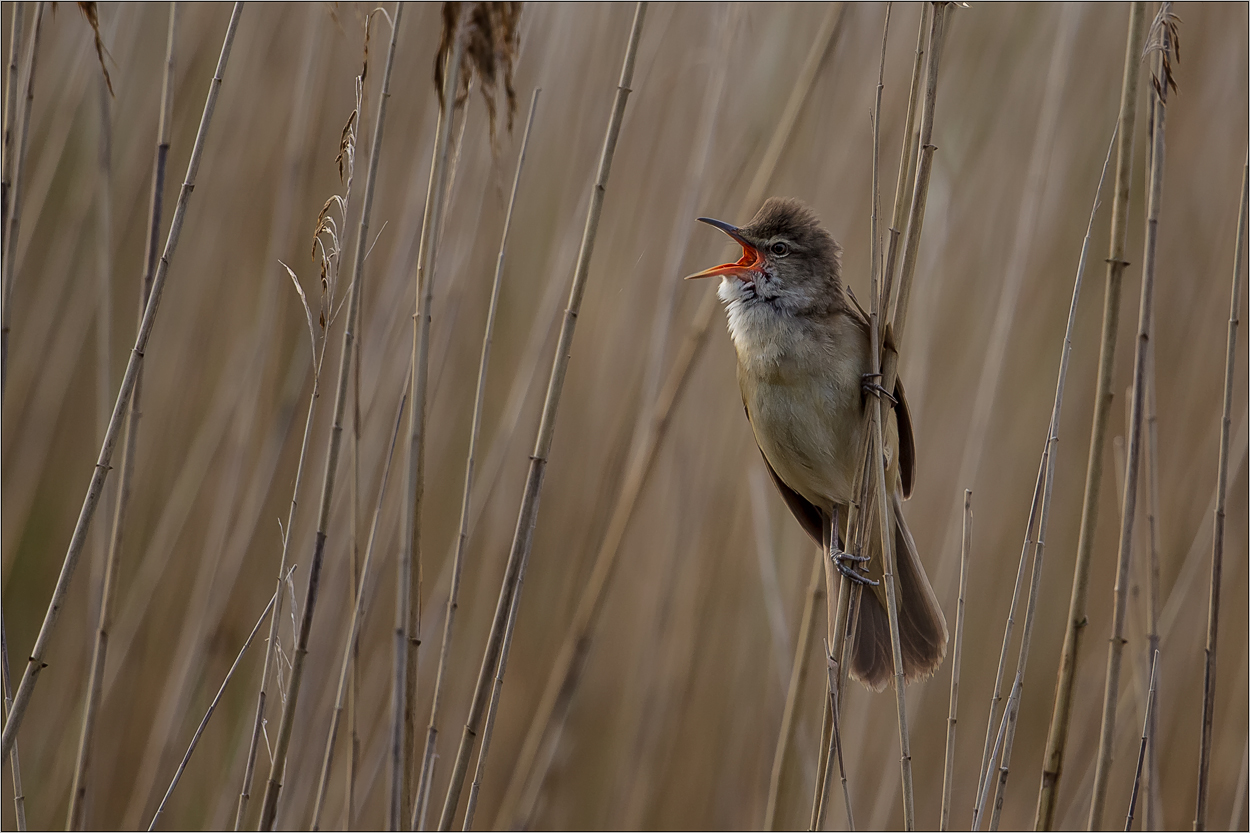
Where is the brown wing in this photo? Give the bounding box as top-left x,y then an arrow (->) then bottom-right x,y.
844,286 -> 917,499
745,405 -> 824,546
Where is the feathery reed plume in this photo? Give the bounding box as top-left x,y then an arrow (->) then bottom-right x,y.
1035,6 -> 1148,824
437,7 -> 647,827
147,583 -> 283,831
413,86 -> 539,832
256,5 -> 402,827
1126,649 -> 1159,831
1194,151 -> 1246,832
311,379 -> 408,830
438,2 -> 521,145
0,0 -> 43,402
1089,7 -> 1173,825
498,9 -> 849,827
0,1 -> 24,236
76,2 -> 113,97
0,2 -> 242,759
940,490 -> 971,831
398,5 -> 464,822
67,6 -> 176,827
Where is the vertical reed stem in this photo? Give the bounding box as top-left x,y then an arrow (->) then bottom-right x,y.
437,7 -> 647,827
67,6 -> 177,827
941,491 -> 971,831
256,5 -> 402,827
1036,5 -> 1147,824
1089,9 -> 1169,825
1195,150 -> 1247,833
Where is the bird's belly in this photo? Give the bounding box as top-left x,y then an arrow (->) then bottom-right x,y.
748,376 -> 863,510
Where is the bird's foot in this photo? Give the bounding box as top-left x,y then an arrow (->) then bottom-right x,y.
831,547 -> 878,586
861,372 -> 897,404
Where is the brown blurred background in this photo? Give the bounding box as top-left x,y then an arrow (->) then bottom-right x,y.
1,2 -> 1246,830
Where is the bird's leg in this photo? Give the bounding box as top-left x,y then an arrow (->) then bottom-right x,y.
828,505 -> 877,587
860,372 -> 897,405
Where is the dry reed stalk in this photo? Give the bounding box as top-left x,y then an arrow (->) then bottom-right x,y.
0,1 -> 24,235
940,490 -> 971,831
497,8 -> 848,826
821,633 -> 855,832
437,7 -> 647,827
412,86 -> 540,832
147,584 -> 282,831
0,1 -> 28,821
1,618 -> 25,830
1126,649 -> 1159,831
1195,152 -> 1247,832
765,554 -> 823,830
972,451 -> 1046,830
983,122 -> 1123,832
91,68 -> 114,631
1036,5 -> 1148,825
256,6 -> 402,827
0,0 -> 42,402
311,380 -> 408,830
859,5 -> 919,829
67,6 -> 176,826
398,11 -> 462,825
881,1 -> 929,316
1089,9 -> 1172,825
0,2 -> 242,759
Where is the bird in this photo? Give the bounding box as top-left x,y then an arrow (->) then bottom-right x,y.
685,197 -> 946,690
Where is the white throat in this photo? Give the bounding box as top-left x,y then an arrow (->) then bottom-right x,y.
718,276 -> 795,368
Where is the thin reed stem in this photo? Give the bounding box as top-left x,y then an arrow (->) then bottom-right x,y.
765,553 -> 823,830
1195,151 -> 1247,832
1,618 -> 25,830
1036,6 -> 1148,825
148,587 -> 280,831
0,2 -> 242,759
413,87 -> 540,832
67,6 -> 176,827
941,490 -> 971,831
311,382 -> 408,830
1090,9 -> 1170,825
398,12 -> 462,826
499,9 -> 848,826
256,6 -> 402,828
437,7 -> 647,827
986,123 -> 1121,833
1126,650 -> 1159,831
1,1 -> 24,236
0,0 -> 42,403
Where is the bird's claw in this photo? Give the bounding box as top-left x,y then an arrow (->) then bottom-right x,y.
861,373 -> 897,404
831,548 -> 878,586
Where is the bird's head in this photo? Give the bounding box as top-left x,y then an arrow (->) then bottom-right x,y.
685,197 -> 843,317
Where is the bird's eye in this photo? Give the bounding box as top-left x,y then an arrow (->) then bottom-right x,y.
770,241 -> 790,257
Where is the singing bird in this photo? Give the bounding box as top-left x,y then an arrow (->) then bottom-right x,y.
686,197 -> 946,690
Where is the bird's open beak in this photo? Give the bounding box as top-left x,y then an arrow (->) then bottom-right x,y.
684,217 -> 761,283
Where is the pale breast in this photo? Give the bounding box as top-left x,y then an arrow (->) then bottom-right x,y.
733,311 -> 872,510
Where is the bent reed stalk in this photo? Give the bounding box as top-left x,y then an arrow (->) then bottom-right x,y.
437,7 -> 647,828
0,2 -> 243,759
256,5 -> 403,828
